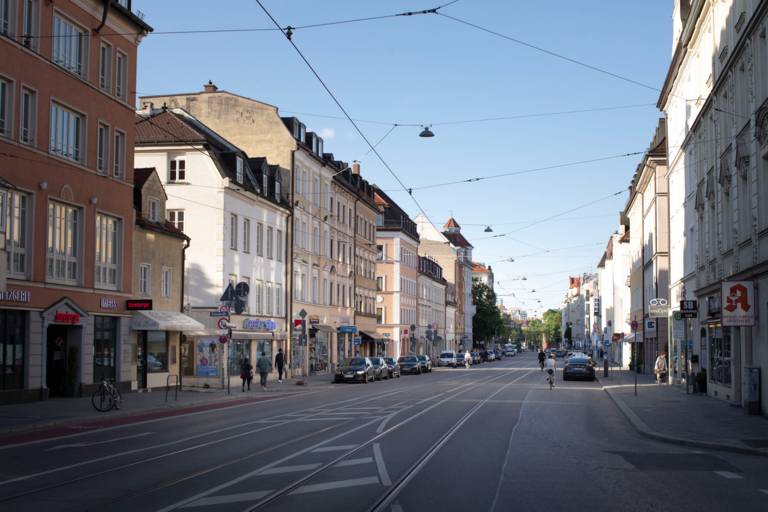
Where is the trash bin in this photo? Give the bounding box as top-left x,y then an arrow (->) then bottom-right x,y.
744,367 -> 761,415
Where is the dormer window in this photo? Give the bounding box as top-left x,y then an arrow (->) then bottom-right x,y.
299,123 -> 306,143
236,156 -> 243,184
148,198 -> 159,222
275,179 -> 281,201
317,138 -> 323,156
262,172 -> 268,196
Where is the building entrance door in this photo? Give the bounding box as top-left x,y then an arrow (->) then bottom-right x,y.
137,334 -> 147,389
46,325 -> 69,397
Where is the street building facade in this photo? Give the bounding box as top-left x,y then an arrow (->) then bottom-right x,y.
0,0 -> 151,403
374,188 -> 420,358
596,228 -> 632,368
471,262 -> 494,292
418,256 -> 447,359
660,0 -> 768,413
134,108 -> 290,387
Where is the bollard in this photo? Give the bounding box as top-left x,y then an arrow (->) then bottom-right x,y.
604,357 -> 609,378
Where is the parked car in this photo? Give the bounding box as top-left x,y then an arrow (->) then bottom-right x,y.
563,356 -> 596,381
383,357 -> 401,378
504,344 -> 517,356
416,354 -> 432,373
334,357 -> 375,383
555,349 -> 567,358
438,351 -> 457,367
471,351 -> 481,364
398,355 -> 422,374
495,350 -> 504,360
369,357 -> 388,380
486,350 -> 496,362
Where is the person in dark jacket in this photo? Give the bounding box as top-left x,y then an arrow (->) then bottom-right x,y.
256,351 -> 271,390
240,357 -> 253,392
275,348 -> 285,383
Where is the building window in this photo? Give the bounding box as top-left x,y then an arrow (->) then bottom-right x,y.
96,123 -> 109,172
50,102 -> 84,162
0,310 -> 26,391
94,213 -> 120,290
146,331 -> 168,373
376,244 -> 385,261
275,179 -> 281,201
169,158 -> 185,182
167,209 -> 184,232
376,276 -> 384,291
313,226 -> 319,255
0,0 -> 14,38
709,324 -> 731,386
148,198 -> 159,221
242,218 -> 251,253
115,51 -> 127,100
323,277 -> 329,305
236,156 -> 243,183
266,283 -> 273,315
139,263 -> 150,295
19,87 -> 35,145
262,172 -> 268,196
22,0 -> 39,50
52,14 -> 87,77
161,267 -> 172,298
266,226 -> 273,259
376,307 -> 384,324
5,190 -> 29,279
253,222 -> 262,256
113,130 -> 125,178
255,280 -> 263,314
47,201 -> 80,284
99,42 -> 112,91
0,76 -> 12,137
276,284 -> 282,315
230,214 -> 238,250
312,270 -> 318,304
276,229 -> 283,262
93,316 -> 117,382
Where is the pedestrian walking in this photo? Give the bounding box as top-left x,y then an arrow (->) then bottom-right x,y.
275,348 -> 285,383
256,351 -> 271,390
654,351 -> 668,384
240,357 -> 253,392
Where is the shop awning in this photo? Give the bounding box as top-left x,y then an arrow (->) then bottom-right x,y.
131,311 -> 205,332
231,330 -> 273,340
359,330 -> 383,342
311,324 -> 336,333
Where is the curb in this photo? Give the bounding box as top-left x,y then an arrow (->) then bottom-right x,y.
603,386 -> 768,458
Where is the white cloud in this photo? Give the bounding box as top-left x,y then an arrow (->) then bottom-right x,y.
319,127 -> 336,140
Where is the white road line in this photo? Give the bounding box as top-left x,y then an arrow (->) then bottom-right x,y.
259,463 -> 322,475
298,417 -> 360,422
46,432 -> 153,451
373,443 -> 392,487
759,489 -> 768,495
334,457 -> 373,468
376,406 -> 413,434
390,502 -> 404,512
415,392 -> 445,405
714,471 -> 743,480
182,490 -> 272,508
490,388 -> 532,512
312,444 -> 358,453
289,476 -> 380,495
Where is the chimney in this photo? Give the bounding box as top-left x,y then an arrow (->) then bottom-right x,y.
203,80 -> 218,93
352,160 -> 360,175
141,101 -> 154,115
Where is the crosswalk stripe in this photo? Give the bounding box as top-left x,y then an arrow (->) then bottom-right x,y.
182,490 -> 272,508
259,463 -> 322,475
290,476 -> 381,495
312,444 -> 357,453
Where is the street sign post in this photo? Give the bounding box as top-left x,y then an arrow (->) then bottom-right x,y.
649,298 -> 669,318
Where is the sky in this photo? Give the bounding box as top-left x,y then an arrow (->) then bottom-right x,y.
132,0 -> 673,316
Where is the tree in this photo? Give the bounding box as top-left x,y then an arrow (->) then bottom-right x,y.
523,319 -> 544,348
472,280 -> 502,345
542,309 -> 562,345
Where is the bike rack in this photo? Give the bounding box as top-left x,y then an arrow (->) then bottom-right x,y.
165,374 -> 179,402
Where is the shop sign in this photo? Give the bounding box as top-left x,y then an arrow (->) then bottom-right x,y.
722,281 -> 755,326
338,325 -> 357,334
0,289 -> 30,302
100,297 -> 118,310
126,299 -> 153,311
382,333 -> 391,338
54,311 -> 80,324
293,319 -> 303,331
680,300 -> 698,319
644,319 -> 657,336
353,336 -> 362,346
648,298 -> 669,318
242,319 -> 277,330
308,315 -> 320,325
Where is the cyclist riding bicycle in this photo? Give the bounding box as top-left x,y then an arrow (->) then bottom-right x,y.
544,354 -> 556,387
538,349 -> 546,370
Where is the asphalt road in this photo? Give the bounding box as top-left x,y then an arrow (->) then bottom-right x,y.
1,352 -> 766,512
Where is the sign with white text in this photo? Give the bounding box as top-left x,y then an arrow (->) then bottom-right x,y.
722,281 -> 755,326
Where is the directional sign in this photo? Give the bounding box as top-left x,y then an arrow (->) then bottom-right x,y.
210,311 -> 229,317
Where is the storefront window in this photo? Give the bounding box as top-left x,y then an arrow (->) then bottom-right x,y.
708,324 -> 731,385
310,332 -> 329,373
0,310 -> 26,391
146,331 -> 168,373
93,316 -> 117,382
229,340 -> 252,376
256,340 -> 273,367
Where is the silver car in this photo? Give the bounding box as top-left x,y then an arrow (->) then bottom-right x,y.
438,351 -> 457,367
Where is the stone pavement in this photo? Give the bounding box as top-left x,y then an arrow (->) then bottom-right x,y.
600,367 -> 768,456
0,371 -> 335,436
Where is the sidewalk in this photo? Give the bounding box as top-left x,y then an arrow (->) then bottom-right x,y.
600,367 -> 768,457
0,371 -> 335,438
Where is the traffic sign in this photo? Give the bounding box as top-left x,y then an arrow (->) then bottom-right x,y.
631,320 -> 638,331
218,335 -> 228,344
217,318 -> 229,330
298,308 -> 308,319
220,283 -> 236,302
235,281 -> 250,298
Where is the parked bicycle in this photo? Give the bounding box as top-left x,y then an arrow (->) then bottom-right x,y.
91,378 -> 122,412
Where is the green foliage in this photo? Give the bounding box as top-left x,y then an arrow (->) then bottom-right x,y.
542,309 -> 562,344
472,280 -> 503,343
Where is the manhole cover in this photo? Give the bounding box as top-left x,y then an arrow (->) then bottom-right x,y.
606,452 -> 740,472
741,439 -> 768,449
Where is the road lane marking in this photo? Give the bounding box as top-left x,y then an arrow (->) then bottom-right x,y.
373,443 -> 392,486
46,432 -> 154,451
289,476 -> 380,495
259,463 -> 322,475
376,406 -> 413,434
760,489 -> 768,495
415,392 -> 445,405
334,457 -> 373,467
298,417 -> 360,421
312,444 -> 358,453
391,502 -> 404,512
182,490 -> 272,508
490,388 -> 532,512
714,471 -> 743,479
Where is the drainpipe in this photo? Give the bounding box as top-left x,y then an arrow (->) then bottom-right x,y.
94,0 -> 111,33
287,151 -> 296,377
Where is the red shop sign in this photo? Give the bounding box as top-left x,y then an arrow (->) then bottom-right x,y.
54,311 -> 80,324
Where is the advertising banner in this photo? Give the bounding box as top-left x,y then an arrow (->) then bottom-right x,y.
196,338 -> 219,377
722,281 -> 755,326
